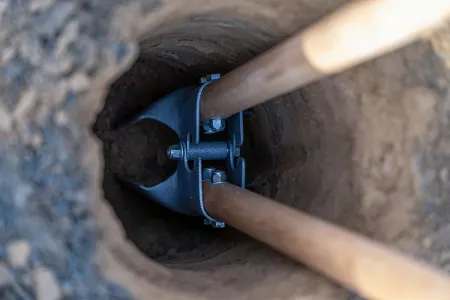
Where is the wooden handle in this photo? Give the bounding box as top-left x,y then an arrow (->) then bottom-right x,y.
200,0 -> 450,120
203,182 -> 450,300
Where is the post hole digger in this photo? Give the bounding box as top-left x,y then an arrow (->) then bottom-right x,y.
121,0 -> 450,300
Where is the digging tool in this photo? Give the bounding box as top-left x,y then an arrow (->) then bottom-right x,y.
122,0 -> 450,299
203,181 -> 450,300
200,0 -> 450,120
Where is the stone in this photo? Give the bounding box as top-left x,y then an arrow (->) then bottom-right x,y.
54,110 -> 68,126
37,2 -> 75,37
13,184 -> 33,209
0,263 -> 12,287
42,57 -> 73,76
440,167 -> 448,183
68,73 -> 90,93
422,236 -> 432,249
7,240 -> 31,268
55,21 -> 79,57
18,33 -> 44,66
29,0 -> 55,12
34,103 -> 51,125
0,103 -> 12,134
31,133 -> 43,148
33,267 -> 61,300
0,0 -> 8,15
1,47 -> 15,64
14,89 -> 37,121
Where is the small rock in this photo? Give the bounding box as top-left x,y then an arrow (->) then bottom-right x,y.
79,38 -> 98,72
422,236 -> 432,249
13,184 -> 33,209
7,240 -> 31,268
0,103 -> 12,134
0,0 -> 8,15
50,80 -> 68,107
54,111 -> 68,125
43,57 -> 73,76
68,73 -> 90,93
34,103 -> 51,125
440,168 -> 448,183
37,2 -> 75,37
33,267 -> 61,300
19,33 -> 44,66
1,47 -> 15,63
440,251 -> 450,267
29,0 -> 55,12
55,21 -> 79,57
14,89 -> 37,120
0,263 -> 12,287
31,133 -> 43,148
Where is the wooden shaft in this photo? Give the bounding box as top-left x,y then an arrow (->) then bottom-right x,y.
200,0 -> 450,120
203,182 -> 450,300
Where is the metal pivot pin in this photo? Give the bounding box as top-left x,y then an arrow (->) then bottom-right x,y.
121,74 -> 245,226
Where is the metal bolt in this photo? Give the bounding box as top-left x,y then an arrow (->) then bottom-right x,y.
203,118 -> 225,134
202,168 -> 216,181
211,170 -> 226,184
167,144 -> 182,160
203,218 -> 225,228
200,73 -> 221,84
212,221 -> 225,228
211,119 -> 225,131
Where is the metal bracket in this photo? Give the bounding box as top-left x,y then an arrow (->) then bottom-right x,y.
123,75 -> 245,225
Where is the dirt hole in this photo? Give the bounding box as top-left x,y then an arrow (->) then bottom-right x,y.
93,54 -> 275,265
93,11 -> 351,296
88,1 -> 449,298
91,13 -> 299,267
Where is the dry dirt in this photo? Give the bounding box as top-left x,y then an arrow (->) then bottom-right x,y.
1,0 -> 450,300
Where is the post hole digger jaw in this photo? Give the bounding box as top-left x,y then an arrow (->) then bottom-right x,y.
122,75 -> 245,228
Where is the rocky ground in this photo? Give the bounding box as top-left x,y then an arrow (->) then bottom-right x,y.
0,0 -> 137,298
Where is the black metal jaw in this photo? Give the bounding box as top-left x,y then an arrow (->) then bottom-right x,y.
123,75 -> 245,227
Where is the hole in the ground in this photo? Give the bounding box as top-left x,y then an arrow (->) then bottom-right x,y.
92,15 -> 314,284
89,4 -> 437,298
93,55 -> 267,264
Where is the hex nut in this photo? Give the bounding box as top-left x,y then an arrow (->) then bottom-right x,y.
211,118 -> 225,131
202,168 -> 216,180
211,170 -> 226,184
199,73 -> 220,84
212,221 -> 225,228
203,118 -> 225,134
167,144 -> 182,160
204,218 -> 225,228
